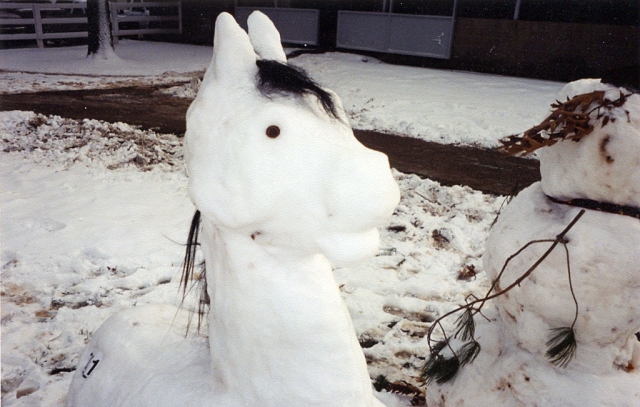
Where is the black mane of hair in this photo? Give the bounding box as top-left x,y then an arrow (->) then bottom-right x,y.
256,59 -> 341,120
180,210 -> 209,333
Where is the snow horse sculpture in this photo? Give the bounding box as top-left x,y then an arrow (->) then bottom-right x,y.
67,11 -> 399,407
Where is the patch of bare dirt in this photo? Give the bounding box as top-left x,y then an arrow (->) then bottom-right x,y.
0,87 -> 540,195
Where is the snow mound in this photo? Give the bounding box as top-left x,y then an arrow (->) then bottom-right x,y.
1,111 -> 184,171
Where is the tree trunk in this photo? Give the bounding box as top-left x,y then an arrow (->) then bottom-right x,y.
87,0 -> 115,59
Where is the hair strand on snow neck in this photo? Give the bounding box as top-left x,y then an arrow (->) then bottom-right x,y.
180,210 -> 209,333
256,59 -> 341,120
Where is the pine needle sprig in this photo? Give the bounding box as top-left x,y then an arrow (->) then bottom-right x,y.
454,308 -> 475,341
546,327 -> 577,368
421,339 -> 481,385
545,240 -> 580,367
458,341 -> 481,367
499,90 -> 633,156
422,347 -> 461,385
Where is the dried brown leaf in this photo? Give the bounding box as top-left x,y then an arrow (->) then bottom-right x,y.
499,90 -> 633,156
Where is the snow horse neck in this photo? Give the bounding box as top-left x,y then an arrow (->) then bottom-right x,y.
66,11 -> 399,407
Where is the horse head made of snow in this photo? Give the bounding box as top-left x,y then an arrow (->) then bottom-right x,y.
185,11 -> 399,266
67,11 -> 399,407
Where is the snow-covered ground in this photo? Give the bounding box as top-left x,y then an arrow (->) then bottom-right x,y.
0,40 -> 212,76
1,40 -> 568,406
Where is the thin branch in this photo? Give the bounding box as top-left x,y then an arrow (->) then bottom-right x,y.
561,242 -> 579,328
426,209 -> 585,352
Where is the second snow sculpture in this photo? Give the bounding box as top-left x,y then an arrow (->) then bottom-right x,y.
67,11 -> 399,407
425,79 -> 640,406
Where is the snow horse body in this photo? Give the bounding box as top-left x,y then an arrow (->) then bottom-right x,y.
66,11 -> 399,407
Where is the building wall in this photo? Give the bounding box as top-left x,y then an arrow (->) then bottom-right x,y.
448,18 -> 639,85
176,3 -> 639,87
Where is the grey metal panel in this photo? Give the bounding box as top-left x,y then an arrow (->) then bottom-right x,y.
235,7 -> 276,30
275,8 -> 318,45
336,10 -> 455,59
235,7 -> 319,46
388,14 -> 453,58
336,11 -> 388,51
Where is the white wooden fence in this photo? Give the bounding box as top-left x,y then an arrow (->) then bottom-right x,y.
110,2 -> 181,45
0,2 -> 87,48
0,2 -> 181,48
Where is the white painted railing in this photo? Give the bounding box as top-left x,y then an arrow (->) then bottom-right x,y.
0,2 -> 88,48
0,2 -> 181,48
110,2 -> 181,45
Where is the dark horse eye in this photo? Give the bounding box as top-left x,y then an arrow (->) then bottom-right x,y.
266,125 -> 280,138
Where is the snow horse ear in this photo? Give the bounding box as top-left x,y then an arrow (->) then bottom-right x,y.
247,11 -> 287,63
202,12 -> 257,88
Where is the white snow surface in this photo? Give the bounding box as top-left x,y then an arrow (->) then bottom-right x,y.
0,40 -> 212,76
0,40 -> 563,148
